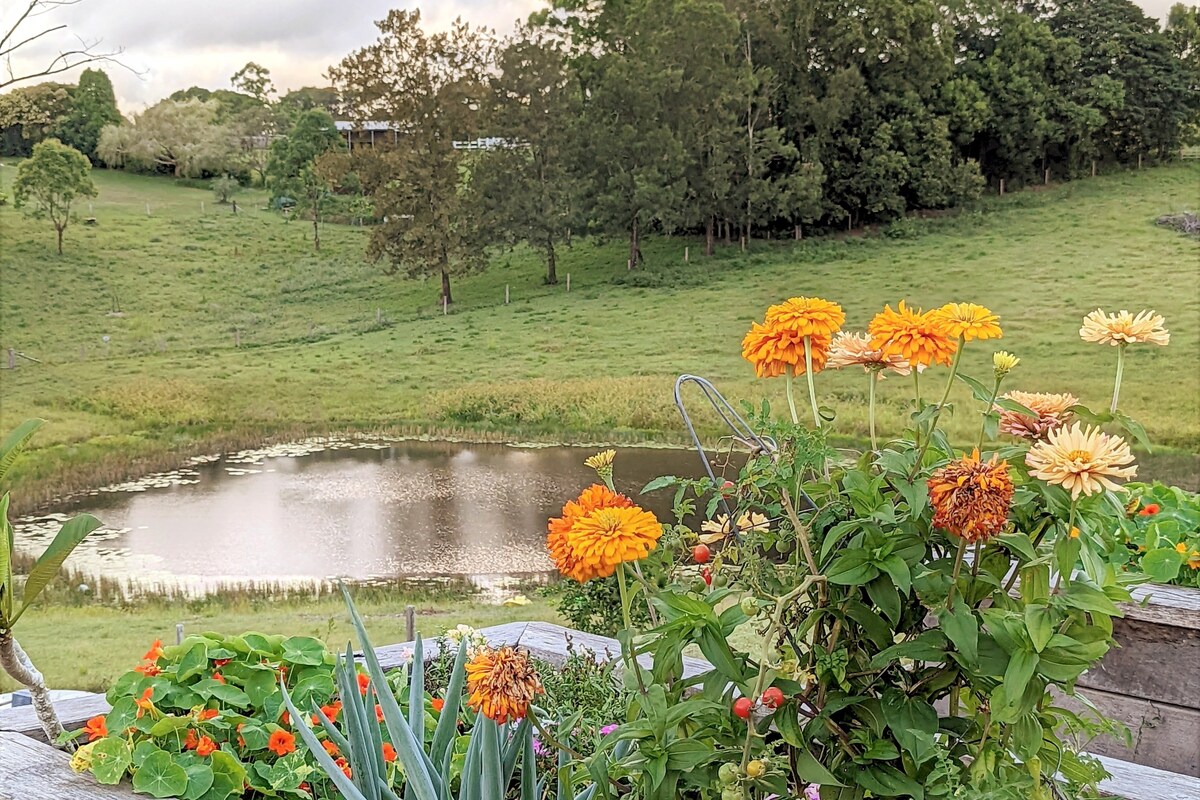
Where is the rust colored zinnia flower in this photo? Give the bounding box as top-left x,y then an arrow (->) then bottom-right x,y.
268,729 -> 297,757
83,715 -> 108,742
996,390 -> 1079,440
826,331 -> 912,376
465,646 -> 544,725
558,505 -> 663,582
927,451 -> 1015,542
741,321 -> 830,378
868,301 -> 958,368
1025,423 -> 1137,499
547,484 -> 633,580
931,303 -> 1003,342
1080,309 -> 1169,346
764,296 -> 845,339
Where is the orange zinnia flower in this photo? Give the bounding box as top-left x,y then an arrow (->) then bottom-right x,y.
927,451 -> 1014,542
135,688 -> 155,719
931,303 -> 1002,342
322,740 -> 340,757
741,321 -> 830,378
868,301 -> 958,368
556,505 -> 662,583
465,646 -> 544,725
764,296 -> 845,339
547,484 -> 634,580
382,743 -> 397,763
195,736 -> 218,757
268,729 -> 297,757
83,715 -> 108,742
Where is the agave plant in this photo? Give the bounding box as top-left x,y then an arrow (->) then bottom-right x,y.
0,419 -> 102,745
281,585 -> 605,800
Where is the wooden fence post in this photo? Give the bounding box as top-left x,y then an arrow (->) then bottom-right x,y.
7,349 -> 14,369
684,246 -> 689,263
1044,169 -> 1050,185
176,623 -> 184,645
146,203 -> 151,216
505,284 -> 510,305
443,296 -> 448,316
566,273 -> 571,292
405,606 -> 416,641
1092,160 -> 1098,177
999,179 -> 1005,196
1138,153 -> 1143,170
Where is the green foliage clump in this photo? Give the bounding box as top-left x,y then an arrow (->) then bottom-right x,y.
1114,482 -> 1200,587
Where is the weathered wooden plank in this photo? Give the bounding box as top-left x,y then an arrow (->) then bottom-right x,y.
0,730 -> 153,799
1080,617 -> 1200,709
1056,687 -> 1200,777
373,621 -> 531,670
1095,754 -> 1200,800
1124,584 -> 1200,630
0,692 -> 111,743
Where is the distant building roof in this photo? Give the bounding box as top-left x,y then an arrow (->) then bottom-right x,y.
334,120 -> 397,131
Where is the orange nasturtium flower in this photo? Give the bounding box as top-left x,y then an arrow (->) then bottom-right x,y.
268,729 -> 297,757
335,758 -> 352,778
142,639 -> 165,662
357,673 -> 371,695
927,451 -> 1015,543
431,698 -> 445,713
135,688 -> 156,719
322,740 -> 340,757
184,729 -> 200,750
195,735 -> 218,757
465,646 -> 544,725
134,662 -> 161,677
82,715 -> 108,742
197,708 -> 220,722
547,484 -> 634,581
211,672 -> 226,684
1188,552 -> 1200,571
931,303 -> 1003,342
382,743 -> 397,763
868,301 -> 958,368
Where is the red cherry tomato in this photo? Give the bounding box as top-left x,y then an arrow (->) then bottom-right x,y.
701,567 -> 713,586
733,697 -> 753,719
693,544 -> 712,564
761,687 -> 784,710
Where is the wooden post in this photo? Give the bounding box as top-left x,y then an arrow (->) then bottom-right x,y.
505,284 -> 510,305
740,235 -> 746,252
7,349 -> 14,369
88,202 -> 93,215
566,273 -> 570,292
684,246 -> 689,263
1044,168 -> 1050,185
1138,153 -> 1143,170
176,624 -> 184,645
404,606 -> 416,641
376,308 -> 382,325
1092,160 -> 1098,177
146,203 -> 151,216
443,296 -> 448,316
999,179 -> 1005,196
234,329 -> 240,347
201,201 -> 205,214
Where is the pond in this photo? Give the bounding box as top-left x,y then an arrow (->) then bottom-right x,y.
14,439 -> 1198,591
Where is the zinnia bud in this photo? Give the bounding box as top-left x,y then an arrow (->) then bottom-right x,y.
992,351 -> 1020,378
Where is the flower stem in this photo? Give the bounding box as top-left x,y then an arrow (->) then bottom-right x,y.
802,336 -> 822,429
913,370 -> 922,406
868,372 -> 879,451
946,537 -> 969,610
909,337 -> 964,479
785,373 -> 800,425
976,375 -> 1003,451
1110,343 -> 1126,413
615,563 -> 647,696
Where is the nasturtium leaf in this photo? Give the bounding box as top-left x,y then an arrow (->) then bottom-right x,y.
242,633 -> 282,656
132,751 -> 189,798
132,740 -> 162,767
290,672 -> 335,709
105,696 -> 138,734
181,762 -> 215,800
149,715 -> 193,737
243,669 -> 279,707
269,752 -> 311,791
176,642 -> 209,682
239,722 -> 270,750
281,635 -> 328,666
90,737 -> 132,784
1141,547 -> 1184,583
207,750 -> 248,799
192,678 -> 250,708
106,671 -> 141,704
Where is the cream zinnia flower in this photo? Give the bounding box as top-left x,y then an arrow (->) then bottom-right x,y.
826,332 -> 912,376
1079,309 -> 1169,346
699,511 -> 770,544
997,391 -> 1078,440
1025,422 -> 1137,499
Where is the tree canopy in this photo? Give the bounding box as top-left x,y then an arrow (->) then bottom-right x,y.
12,137 -> 97,254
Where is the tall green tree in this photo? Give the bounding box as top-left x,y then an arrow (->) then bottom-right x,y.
54,69 -> 121,162
265,109 -> 345,250
97,98 -> 238,178
0,82 -> 73,157
13,138 -> 97,254
473,28 -> 581,284
329,9 -> 493,305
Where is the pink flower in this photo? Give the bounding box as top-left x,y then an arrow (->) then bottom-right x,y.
600,724 -> 618,736
805,786 -> 821,800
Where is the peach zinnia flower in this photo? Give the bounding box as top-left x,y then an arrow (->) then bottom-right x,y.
547,485 -> 633,580
764,296 -> 845,339
868,301 -> 958,368
558,505 -> 662,582
927,451 -> 1014,542
1080,309 -> 1169,346
698,511 -> 770,544
465,646 -> 544,725
83,715 -> 108,742
268,729 -> 297,757
996,391 -> 1078,440
1025,423 -> 1137,499
741,321 -> 829,378
826,331 -> 912,376
932,303 -> 1002,342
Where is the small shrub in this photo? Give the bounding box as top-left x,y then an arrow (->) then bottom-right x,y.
212,175 -> 241,204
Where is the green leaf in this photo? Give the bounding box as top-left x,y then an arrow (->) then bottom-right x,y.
1141,548 -> 1184,583
996,533 -> 1038,564
132,751 -> 189,798
879,554 -> 912,595
1019,564 -> 1051,604
181,762 -> 215,800
1024,605 -> 1054,653
1112,410 -> 1152,452
0,418 -> 44,485
826,550 -> 880,586
281,635 -> 327,666
1004,649 -> 1039,700
149,715 -> 193,737
939,599 -> 979,666
17,513 -> 102,619
207,750 -> 249,800
1060,581 -> 1121,617
91,737 -> 132,784
869,631 -> 948,669
881,689 -> 938,765
860,763 -> 925,800
192,679 -> 250,708
176,642 -> 209,682
640,476 -> 678,493
243,668 -> 278,707
793,745 -> 846,787
866,575 -> 900,624
0,494 -> 12,623
955,373 -> 993,403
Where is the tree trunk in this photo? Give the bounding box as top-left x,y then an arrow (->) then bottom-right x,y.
628,214 -> 641,269
723,219 -> 731,244
0,633 -> 69,748
794,223 -> 802,241
312,204 -> 321,252
545,236 -> 558,285
705,216 -> 715,257
55,225 -> 64,255
440,268 -> 452,305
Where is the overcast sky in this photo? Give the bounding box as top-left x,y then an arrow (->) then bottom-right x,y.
1,0 -> 1180,112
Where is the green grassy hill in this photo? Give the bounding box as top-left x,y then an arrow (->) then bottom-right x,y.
1,164 -> 1197,507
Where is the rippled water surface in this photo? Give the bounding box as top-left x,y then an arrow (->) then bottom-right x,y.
14,440 -> 1196,589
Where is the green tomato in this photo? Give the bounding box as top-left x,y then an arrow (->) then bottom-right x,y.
739,597 -> 758,616
690,578 -> 707,594
713,573 -> 729,588
718,763 -> 740,785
